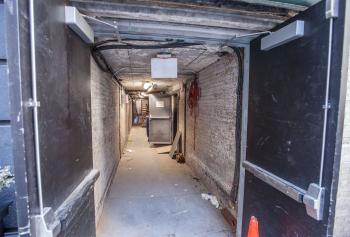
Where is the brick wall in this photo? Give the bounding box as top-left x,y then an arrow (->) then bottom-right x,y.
185,53 -> 239,214
120,90 -> 132,151
333,48 -> 350,237
91,58 -> 121,223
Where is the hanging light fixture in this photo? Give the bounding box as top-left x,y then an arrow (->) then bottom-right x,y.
143,82 -> 152,90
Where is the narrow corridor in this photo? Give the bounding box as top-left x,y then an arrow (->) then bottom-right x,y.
97,127 -> 234,237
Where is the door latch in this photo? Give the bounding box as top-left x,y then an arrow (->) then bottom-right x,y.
303,183 -> 325,221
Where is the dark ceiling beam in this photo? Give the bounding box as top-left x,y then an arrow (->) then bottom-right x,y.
88,19 -> 262,46
232,0 -> 318,11
69,0 -> 292,32
69,0 -> 299,17
94,32 -> 251,46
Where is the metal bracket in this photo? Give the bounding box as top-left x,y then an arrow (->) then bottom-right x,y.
322,102 -> 331,109
31,208 -> 61,237
326,0 -> 339,19
24,98 -> 41,107
303,183 -> 325,221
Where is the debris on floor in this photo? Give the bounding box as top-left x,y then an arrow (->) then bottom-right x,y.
201,193 -> 220,209
173,210 -> 188,216
192,176 -> 200,182
155,145 -> 172,154
126,149 -> 133,153
175,153 -> 185,163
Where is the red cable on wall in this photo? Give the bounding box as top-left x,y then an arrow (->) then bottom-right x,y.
188,79 -> 200,116
188,79 -> 200,150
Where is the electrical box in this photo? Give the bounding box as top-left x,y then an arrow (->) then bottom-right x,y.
151,58 -> 178,79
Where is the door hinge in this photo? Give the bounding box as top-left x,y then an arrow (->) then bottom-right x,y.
303,183 -> 325,221
326,0 -> 339,19
24,98 -> 41,108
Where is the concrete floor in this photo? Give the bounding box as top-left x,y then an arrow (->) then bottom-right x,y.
97,127 -> 234,237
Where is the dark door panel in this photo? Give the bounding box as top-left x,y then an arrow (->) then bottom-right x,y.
242,0 -> 346,236
247,1 -> 329,189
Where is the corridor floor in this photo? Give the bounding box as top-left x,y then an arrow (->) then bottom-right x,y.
97,127 -> 234,237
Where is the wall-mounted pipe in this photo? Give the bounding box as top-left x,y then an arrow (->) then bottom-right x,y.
29,1 -> 61,236
29,0 -> 44,216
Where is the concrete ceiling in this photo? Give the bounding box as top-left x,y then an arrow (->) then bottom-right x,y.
70,0 -> 320,91
99,43 -> 223,91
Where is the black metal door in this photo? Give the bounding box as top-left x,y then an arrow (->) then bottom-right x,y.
241,1 -> 346,236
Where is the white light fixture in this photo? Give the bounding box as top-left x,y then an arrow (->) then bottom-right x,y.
143,82 -> 152,90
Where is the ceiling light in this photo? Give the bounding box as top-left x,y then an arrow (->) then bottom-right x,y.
143,82 -> 152,90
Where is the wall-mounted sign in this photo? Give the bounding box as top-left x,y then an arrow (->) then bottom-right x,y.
156,101 -> 165,108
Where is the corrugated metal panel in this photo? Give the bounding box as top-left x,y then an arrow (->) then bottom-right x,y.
148,94 -> 173,144
0,4 -> 6,59
0,65 -> 10,120
0,1 -> 17,230
0,126 -> 13,167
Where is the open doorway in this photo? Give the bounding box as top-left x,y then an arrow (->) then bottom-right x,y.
90,41 -> 242,236
2,1 -> 350,237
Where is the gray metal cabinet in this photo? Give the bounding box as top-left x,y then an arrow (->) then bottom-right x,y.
148,94 -> 173,144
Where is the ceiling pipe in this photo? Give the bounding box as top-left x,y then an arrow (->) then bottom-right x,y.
93,41 -> 200,51
112,67 -> 197,78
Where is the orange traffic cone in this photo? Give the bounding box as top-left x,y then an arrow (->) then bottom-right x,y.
247,216 -> 259,237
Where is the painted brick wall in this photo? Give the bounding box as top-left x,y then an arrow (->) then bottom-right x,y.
185,53 -> 239,214
120,90 -> 132,151
333,49 -> 350,237
91,58 -> 121,223
91,58 -> 132,224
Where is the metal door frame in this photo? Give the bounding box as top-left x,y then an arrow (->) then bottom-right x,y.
236,44 -> 250,237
